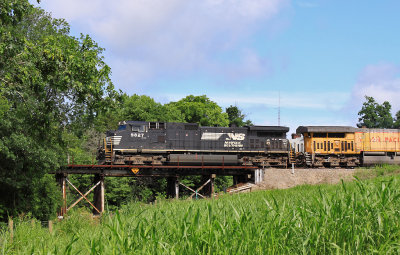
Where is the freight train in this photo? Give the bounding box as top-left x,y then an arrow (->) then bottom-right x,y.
98,121 -> 400,168
98,121 -> 290,167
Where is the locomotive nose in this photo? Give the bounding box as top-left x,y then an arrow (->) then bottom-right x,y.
106,130 -> 116,135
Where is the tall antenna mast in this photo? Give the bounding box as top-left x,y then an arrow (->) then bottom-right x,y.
278,91 -> 281,126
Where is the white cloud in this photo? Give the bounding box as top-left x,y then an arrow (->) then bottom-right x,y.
209,49 -> 272,81
350,63 -> 400,113
38,0 -> 289,88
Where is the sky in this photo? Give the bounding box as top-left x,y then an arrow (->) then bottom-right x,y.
34,0 -> 400,133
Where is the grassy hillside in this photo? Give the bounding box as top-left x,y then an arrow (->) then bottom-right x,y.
2,167 -> 400,254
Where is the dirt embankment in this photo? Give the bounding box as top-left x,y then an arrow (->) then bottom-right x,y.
257,168 -> 355,190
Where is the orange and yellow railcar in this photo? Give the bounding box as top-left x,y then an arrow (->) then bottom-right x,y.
296,126 -> 400,167
355,128 -> 400,165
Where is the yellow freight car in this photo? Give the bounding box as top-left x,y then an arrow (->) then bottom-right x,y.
355,128 -> 400,165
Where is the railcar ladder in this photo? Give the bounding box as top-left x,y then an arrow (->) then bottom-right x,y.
305,152 -> 312,167
104,138 -> 113,163
289,145 -> 296,165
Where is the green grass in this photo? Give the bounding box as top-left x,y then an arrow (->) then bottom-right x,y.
355,164 -> 400,179
2,169 -> 400,254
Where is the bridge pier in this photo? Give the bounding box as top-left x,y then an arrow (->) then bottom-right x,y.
93,174 -> 105,215
55,173 -> 67,218
233,174 -> 252,185
253,169 -> 265,184
200,174 -> 215,197
166,176 -> 179,199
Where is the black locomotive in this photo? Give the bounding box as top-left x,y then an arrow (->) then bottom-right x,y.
98,121 -> 290,167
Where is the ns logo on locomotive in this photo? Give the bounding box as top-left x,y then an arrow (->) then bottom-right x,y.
98,121 -> 400,168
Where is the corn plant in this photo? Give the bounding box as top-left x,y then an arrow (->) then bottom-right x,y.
2,171 -> 400,254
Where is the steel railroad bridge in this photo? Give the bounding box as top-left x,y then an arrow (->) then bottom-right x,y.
55,163 -> 265,217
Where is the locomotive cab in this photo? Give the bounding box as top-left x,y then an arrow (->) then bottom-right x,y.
247,126 -> 289,151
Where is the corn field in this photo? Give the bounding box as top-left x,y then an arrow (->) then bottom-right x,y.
2,169 -> 400,254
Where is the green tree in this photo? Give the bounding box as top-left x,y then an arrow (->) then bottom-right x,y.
167,95 -> 229,126
394,111 -> 400,129
225,105 -> 253,127
120,94 -> 183,122
0,3 -> 116,220
357,96 -> 394,128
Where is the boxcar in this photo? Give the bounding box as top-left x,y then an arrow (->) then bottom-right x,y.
356,128 -> 400,165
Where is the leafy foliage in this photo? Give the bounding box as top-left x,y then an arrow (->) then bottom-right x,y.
167,95 -> 229,127
116,94 -> 230,127
120,94 -> 183,123
357,96 -> 394,128
225,105 -> 253,127
0,3 -> 116,220
394,111 -> 400,128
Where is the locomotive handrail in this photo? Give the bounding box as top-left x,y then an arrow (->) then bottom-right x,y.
104,137 -> 113,164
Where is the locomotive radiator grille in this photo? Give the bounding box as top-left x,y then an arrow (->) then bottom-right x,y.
106,136 -> 122,146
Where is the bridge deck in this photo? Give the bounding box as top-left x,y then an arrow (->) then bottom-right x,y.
57,164 -> 259,177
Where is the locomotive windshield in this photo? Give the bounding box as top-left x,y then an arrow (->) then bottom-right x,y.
118,125 -> 126,131
132,125 -> 145,132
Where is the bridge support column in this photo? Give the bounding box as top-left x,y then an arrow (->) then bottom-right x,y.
56,173 -> 67,218
166,176 -> 179,199
93,174 -> 105,215
233,174 -> 252,185
210,174 -> 215,196
253,169 -> 265,184
201,174 -> 215,197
